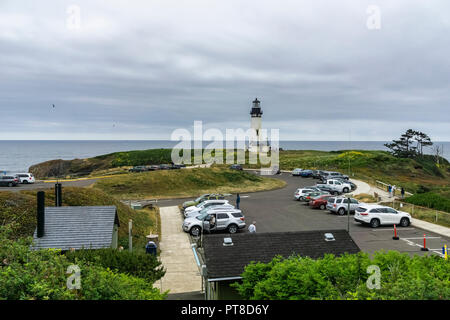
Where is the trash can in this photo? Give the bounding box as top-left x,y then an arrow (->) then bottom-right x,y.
145,241 -> 157,256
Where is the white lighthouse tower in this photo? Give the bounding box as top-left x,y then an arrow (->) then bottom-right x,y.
249,98 -> 268,153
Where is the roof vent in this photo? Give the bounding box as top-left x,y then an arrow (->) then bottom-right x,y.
324,233 -> 335,241
223,237 -> 233,246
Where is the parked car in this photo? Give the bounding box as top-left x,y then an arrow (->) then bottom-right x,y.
147,165 -> 160,171
309,194 -> 334,210
294,187 -> 321,201
300,169 -> 313,177
326,197 -> 360,215
319,171 -> 349,182
316,179 -> 352,194
303,191 -> 331,203
334,178 -> 357,191
159,164 -> 172,170
185,205 -> 235,219
230,164 -> 243,170
0,175 -> 19,187
291,168 -> 303,176
354,204 -> 411,228
170,164 -> 182,169
312,170 -> 326,179
16,173 -> 35,184
182,208 -> 246,236
182,193 -> 226,209
316,185 -> 340,195
184,199 -> 232,217
129,166 -> 148,172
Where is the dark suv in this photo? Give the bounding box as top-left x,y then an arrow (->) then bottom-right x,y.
230,164 -> 243,170
0,175 -> 19,187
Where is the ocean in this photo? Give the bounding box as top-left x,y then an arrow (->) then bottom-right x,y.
0,140 -> 449,173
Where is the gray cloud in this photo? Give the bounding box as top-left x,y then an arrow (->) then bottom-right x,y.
0,0 -> 449,140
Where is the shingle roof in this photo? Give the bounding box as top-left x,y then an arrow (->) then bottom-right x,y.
203,229 -> 360,280
32,206 -> 119,250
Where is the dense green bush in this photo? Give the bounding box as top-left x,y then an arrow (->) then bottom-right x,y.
65,248 -> 165,283
405,192 -> 450,213
0,225 -> 166,300
233,251 -> 450,300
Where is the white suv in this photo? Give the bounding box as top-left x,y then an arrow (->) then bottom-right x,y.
16,173 -> 35,184
184,199 -> 231,217
354,204 -> 411,228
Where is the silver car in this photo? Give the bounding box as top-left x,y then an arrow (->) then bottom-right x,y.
182,209 -> 246,236
184,199 -> 232,217
184,205 -> 235,219
326,197 -> 360,215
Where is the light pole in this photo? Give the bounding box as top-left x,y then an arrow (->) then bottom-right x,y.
347,196 -> 351,233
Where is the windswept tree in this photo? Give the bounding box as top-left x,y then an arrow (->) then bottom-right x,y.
414,131 -> 433,156
384,129 -> 433,158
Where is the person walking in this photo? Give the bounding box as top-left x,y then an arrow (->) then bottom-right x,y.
388,184 -> 392,198
248,221 -> 256,233
236,193 -> 241,209
401,187 -> 405,199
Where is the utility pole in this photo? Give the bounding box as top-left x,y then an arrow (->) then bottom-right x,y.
128,219 -> 133,252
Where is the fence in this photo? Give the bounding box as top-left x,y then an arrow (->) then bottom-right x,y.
375,180 -> 414,197
380,200 -> 450,228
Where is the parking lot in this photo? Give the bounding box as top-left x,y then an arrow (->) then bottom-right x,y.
172,170 -> 450,257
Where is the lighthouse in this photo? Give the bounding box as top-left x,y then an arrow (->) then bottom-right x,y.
249,98 -> 268,152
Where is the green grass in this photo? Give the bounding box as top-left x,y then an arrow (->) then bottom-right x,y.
94,167 -> 286,200
382,200 -> 450,228
0,187 -> 157,248
404,192 -> 450,213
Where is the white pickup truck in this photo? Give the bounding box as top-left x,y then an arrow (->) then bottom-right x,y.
316,179 -> 352,194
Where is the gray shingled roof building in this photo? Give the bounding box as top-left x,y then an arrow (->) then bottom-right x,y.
201,229 -> 361,299
32,206 -> 120,251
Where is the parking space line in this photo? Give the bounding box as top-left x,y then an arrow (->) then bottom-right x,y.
370,228 -> 415,232
402,237 -> 441,240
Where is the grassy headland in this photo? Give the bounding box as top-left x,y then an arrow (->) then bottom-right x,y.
94,167 -> 286,200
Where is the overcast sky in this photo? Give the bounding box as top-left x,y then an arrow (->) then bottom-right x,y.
1,0 -> 449,141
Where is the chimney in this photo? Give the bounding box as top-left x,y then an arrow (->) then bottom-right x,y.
37,191 -> 45,238
55,183 -> 62,207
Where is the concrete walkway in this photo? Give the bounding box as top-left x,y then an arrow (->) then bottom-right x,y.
351,179 -> 391,202
154,206 -> 202,295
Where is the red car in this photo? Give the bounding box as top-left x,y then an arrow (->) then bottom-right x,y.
309,195 -> 333,210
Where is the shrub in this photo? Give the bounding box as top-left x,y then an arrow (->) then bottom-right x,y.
404,192 -> 450,213
65,248 -> 165,283
233,251 -> 450,300
0,225 -> 166,300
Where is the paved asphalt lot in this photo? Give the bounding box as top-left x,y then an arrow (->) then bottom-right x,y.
160,171 -> 449,257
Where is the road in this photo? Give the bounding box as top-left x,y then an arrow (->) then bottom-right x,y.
159,171 -> 449,257
1,178 -> 98,191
